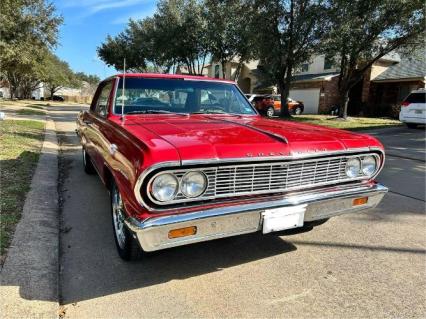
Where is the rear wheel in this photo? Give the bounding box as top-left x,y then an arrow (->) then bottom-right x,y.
406,123 -> 418,128
82,148 -> 96,174
294,106 -> 303,115
266,106 -> 275,117
111,180 -> 144,261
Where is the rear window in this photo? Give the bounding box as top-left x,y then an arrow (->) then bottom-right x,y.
405,93 -> 426,103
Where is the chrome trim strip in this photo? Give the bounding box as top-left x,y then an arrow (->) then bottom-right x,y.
126,183 -> 388,251
134,161 -> 181,209
133,148 -> 385,211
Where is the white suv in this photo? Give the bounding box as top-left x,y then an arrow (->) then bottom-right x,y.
399,89 -> 426,128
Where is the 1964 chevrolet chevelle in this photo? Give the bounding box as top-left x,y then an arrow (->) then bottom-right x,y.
77,73 -> 388,261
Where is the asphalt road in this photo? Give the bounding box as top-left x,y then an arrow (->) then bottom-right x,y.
51,106 -> 425,318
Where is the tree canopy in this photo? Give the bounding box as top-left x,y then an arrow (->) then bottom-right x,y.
322,0 -> 425,118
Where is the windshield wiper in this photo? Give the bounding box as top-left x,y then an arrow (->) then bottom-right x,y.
191,110 -> 227,114
126,110 -> 187,116
191,111 -> 243,116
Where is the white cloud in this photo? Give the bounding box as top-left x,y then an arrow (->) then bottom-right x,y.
112,7 -> 155,24
62,0 -> 152,14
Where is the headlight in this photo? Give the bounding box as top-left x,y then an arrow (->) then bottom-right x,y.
361,156 -> 377,176
151,173 -> 178,202
345,157 -> 361,178
181,171 -> 207,198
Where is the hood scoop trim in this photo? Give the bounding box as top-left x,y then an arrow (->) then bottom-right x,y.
206,117 -> 288,144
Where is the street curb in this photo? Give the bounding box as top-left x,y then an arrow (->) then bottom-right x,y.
0,116 -> 59,318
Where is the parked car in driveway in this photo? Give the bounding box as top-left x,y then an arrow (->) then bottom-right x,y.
270,95 -> 305,116
247,94 -> 304,117
77,73 -> 388,261
245,94 -> 274,115
399,89 -> 426,128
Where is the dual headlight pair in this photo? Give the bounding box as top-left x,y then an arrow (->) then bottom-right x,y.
345,155 -> 377,178
150,171 -> 207,202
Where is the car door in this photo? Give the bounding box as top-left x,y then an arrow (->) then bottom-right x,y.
83,80 -> 114,174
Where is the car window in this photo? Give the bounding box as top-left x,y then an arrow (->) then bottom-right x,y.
114,78 -> 256,115
405,93 -> 425,104
95,81 -> 113,117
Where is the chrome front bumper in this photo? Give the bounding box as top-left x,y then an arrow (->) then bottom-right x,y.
125,183 -> 388,252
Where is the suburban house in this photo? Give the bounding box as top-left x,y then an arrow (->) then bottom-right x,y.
0,81 -> 94,103
206,54 -> 426,115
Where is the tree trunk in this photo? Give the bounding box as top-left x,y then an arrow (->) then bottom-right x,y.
221,60 -> 227,79
339,89 -> 349,119
278,76 -> 291,118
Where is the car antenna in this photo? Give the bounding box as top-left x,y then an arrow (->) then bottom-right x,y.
121,57 -> 126,122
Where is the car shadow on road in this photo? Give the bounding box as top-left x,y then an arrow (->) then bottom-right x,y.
61,230 -> 297,304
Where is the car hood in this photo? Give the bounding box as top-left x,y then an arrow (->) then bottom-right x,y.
122,115 -> 382,162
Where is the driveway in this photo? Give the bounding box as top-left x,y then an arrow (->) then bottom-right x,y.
51,107 -> 425,318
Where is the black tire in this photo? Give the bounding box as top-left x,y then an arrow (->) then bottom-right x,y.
406,123 -> 417,129
82,148 -> 96,175
110,181 -> 144,261
294,106 -> 303,115
266,106 -> 275,117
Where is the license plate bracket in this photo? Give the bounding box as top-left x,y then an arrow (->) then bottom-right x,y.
262,205 -> 306,234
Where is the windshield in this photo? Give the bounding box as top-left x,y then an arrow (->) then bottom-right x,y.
114,78 -> 256,115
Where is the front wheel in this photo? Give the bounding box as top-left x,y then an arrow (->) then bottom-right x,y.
266,106 -> 275,117
111,181 -> 144,261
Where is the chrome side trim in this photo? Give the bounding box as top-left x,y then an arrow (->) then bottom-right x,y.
126,183 -> 388,252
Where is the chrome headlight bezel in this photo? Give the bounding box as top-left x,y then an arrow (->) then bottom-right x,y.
150,173 -> 179,202
361,155 -> 377,177
180,171 -> 208,198
345,157 -> 361,178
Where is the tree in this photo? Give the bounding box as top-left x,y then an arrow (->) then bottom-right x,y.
74,72 -> 101,86
323,0 -> 425,119
42,53 -> 77,98
203,0 -> 254,80
98,0 -> 210,75
250,0 -> 328,117
0,0 -> 62,98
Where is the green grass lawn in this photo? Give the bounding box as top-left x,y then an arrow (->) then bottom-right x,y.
287,115 -> 402,131
16,109 -> 46,116
0,120 -> 45,262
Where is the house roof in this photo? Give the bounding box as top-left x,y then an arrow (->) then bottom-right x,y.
373,59 -> 426,82
292,72 -> 339,83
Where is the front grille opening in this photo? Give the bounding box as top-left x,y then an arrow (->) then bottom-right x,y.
141,152 -> 382,208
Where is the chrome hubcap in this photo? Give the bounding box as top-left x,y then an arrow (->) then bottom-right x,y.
267,108 -> 274,117
112,186 -> 126,249
83,149 -> 86,165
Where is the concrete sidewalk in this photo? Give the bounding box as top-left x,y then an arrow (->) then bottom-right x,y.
0,118 -> 59,318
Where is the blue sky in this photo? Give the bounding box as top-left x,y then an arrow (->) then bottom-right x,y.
52,0 -> 157,79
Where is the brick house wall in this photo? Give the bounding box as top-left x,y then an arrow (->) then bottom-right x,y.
290,77 -> 340,114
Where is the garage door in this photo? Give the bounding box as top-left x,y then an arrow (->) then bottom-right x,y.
289,89 -> 320,114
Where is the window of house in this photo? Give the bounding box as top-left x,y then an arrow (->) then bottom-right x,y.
324,55 -> 334,70
301,63 -> 309,72
214,65 -> 220,78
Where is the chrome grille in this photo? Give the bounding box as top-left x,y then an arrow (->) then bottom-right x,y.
146,153 -> 380,205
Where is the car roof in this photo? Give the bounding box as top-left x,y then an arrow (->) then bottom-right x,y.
106,73 -> 235,84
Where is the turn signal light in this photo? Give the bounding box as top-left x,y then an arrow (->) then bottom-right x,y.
353,197 -> 368,206
168,226 -> 197,239
401,101 -> 410,107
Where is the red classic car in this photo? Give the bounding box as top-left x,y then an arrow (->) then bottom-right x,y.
77,73 -> 388,261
